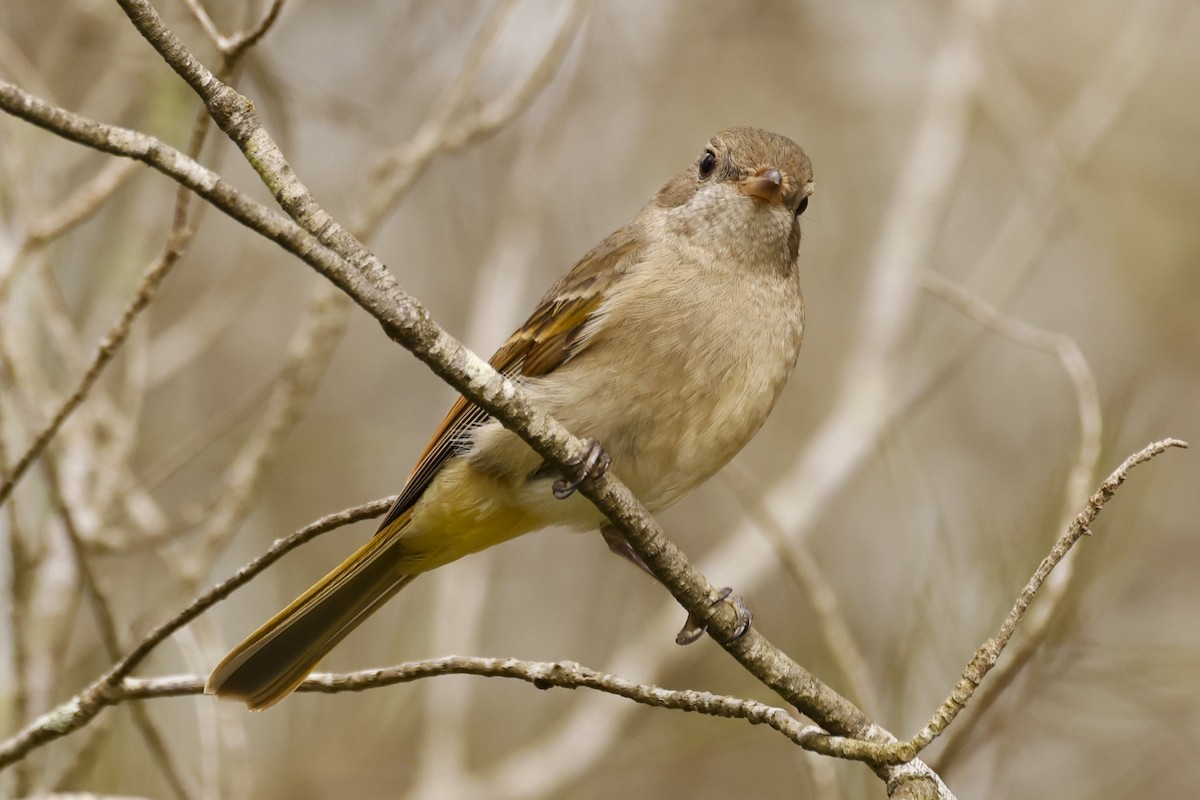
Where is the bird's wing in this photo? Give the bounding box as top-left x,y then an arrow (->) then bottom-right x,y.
375,227 -> 644,533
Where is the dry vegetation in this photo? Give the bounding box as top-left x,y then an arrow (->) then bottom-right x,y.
1,1 -> 1198,798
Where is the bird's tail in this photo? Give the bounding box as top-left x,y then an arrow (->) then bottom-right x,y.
206,512 -> 417,710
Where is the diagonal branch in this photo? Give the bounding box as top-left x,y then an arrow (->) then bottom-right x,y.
0,497 -> 390,770
804,438 -> 1187,763
903,438 -> 1187,755
0,71 -> 914,793
0,235 -> 187,508
0,68 -> 883,756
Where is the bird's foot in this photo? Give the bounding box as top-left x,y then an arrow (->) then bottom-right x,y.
675,587 -> 753,646
552,438 -> 611,499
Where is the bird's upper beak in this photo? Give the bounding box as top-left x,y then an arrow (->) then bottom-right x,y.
738,167 -> 784,204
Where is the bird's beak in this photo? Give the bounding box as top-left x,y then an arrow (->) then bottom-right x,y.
738,168 -> 784,204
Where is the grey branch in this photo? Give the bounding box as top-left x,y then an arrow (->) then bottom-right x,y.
0,74 -> 886,778
802,438 -> 1188,764
0,4 -> 1188,797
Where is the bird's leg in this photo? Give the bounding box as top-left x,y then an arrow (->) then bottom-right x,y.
552,438 -> 611,499
599,524 -> 754,647
600,524 -> 653,575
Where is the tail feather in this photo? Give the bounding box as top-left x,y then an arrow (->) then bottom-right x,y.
207,520 -> 416,710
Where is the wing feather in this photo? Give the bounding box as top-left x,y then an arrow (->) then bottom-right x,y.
374,227 -> 643,533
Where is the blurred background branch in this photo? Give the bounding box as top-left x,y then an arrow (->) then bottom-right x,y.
1,0 -> 1197,798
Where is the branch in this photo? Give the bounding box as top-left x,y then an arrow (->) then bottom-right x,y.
20,657 -> 876,761
805,438 -> 1188,763
907,438 -> 1187,752
0,498 -> 388,770
0,78 -> 869,743
3,39 -> 917,797
0,236 -> 187,508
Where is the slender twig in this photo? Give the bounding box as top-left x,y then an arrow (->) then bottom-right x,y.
723,462 -> 879,717
96,658 -> 838,756
919,269 -> 1101,768
0,235 -> 187,508
803,439 -> 1188,763
0,497 -> 388,770
44,465 -> 196,800
906,439 -> 1186,752
357,0 -> 588,238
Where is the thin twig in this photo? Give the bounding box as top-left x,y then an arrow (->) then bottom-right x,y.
0,497 -> 389,770
722,462 -> 880,717
111,658 -> 831,755
906,439 -> 1186,752
919,269 -> 1101,768
358,0 -> 589,238
0,234 -> 187,508
44,464 -> 196,800
803,439 -> 1187,763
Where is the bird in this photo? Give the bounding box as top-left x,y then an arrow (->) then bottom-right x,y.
207,126 -> 814,709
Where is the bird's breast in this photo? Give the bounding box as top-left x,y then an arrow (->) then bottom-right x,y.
547,251 -> 804,511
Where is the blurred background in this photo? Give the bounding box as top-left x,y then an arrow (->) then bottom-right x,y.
2,0 -> 1198,798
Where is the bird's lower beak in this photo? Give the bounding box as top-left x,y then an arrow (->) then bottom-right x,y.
739,168 -> 784,204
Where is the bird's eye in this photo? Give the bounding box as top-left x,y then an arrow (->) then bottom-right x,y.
698,149 -> 717,179
795,196 -> 809,216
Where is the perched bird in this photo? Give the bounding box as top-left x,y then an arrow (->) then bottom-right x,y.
208,126 -> 814,709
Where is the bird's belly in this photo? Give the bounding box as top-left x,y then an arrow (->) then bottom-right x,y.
537,302 -> 799,512
595,336 -> 793,510
468,267 -> 802,528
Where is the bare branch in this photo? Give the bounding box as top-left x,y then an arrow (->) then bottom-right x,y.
907,438 -> 1187,753
358,0 -> 589,237
0,497 -> 388,770
0,236 -> 187,508
45,463 -> 196,800
919,269 -> 1102,767
30,657 -> 852,757
723,462 -> 880,717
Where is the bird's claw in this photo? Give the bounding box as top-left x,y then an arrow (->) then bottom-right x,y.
675,587 -> 753,646
552,439 -> 611,500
